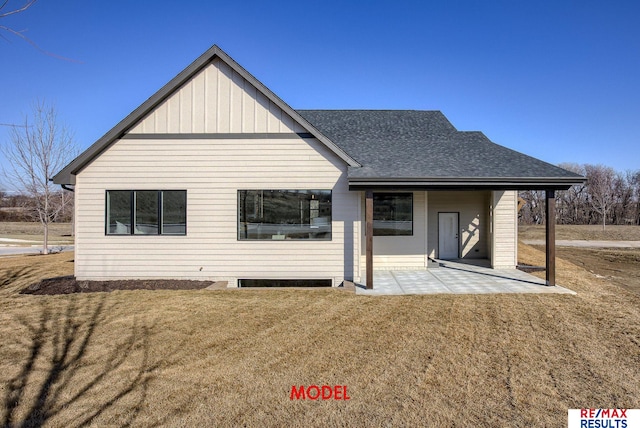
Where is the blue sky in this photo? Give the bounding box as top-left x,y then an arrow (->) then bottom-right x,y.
1,0 -> 639,189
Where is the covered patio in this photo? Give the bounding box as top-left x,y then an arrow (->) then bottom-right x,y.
302,110 -> 586,291
355,259 -> 576,295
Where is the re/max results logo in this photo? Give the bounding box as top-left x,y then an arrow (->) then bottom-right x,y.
568,409 -> 640,428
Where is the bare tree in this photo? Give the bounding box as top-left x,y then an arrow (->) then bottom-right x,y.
518,190 -> 546,224
584,164 -> 616,230
630,170 -> 640,226
1,100 -> 77,254
556,163 -> 587,224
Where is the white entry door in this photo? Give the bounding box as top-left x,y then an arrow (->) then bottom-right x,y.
438,212 -> 459,260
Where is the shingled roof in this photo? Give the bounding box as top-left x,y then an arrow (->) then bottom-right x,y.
298,110 -> 584,190
53,44 -> 584,190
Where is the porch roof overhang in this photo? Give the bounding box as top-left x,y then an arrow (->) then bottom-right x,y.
348,176 -> 585,191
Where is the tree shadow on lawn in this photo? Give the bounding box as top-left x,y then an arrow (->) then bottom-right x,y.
0,267 -> 35,290
1,294 -> 186,427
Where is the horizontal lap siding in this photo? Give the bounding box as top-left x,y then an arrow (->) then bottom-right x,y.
427,191 -> 490,259
491,191 -> 517,269
75,137 -> 356,283
360,191 -> 427,270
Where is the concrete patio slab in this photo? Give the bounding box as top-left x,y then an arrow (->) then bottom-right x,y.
356,260 -> 576,296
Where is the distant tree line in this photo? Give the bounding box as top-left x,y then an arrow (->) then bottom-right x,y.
0,190 -> 73,222
519,163 -> 640,228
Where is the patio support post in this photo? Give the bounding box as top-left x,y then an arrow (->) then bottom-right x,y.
365,190 -> 374,289
545,190 -> 556,286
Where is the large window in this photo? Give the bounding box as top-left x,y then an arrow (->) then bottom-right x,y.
238,190 -> 332,240
106,190 -> 186,235
373,193 -> 413,236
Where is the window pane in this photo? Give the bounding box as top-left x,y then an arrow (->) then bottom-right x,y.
238,190 -> 331,240
373,193 -> 413,236
162,191 -> 186,235
134,191 -> 159,235
107,191 -> 131,234
239,279 -> 332,287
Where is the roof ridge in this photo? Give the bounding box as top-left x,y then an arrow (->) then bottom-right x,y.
296,109 -> 443,112
52,45 -> 361,184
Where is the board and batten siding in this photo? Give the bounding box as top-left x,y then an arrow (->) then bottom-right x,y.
427,191 -> 490,260
74,136 -> 357,285
491,190 -> 518,269
128,58 -> 306,135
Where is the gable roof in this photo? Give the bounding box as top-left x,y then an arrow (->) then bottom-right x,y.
52,45 -> 360,185
298,110 -> 585,190
54,45 -> 585,190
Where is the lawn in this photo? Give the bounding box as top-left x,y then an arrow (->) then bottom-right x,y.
0,222 -> 73,245
519,224 -> 640,241
1,247 -> 639,427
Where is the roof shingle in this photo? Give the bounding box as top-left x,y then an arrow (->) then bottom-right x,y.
298,110 -> 583,185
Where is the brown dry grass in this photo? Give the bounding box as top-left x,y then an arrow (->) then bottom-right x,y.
519,224 -> 640,241
0,222 -> 73,244
533,246 -> 640,296
1,250 -> 639,427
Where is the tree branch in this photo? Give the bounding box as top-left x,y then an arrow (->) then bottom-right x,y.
0,0 -> 37,18
0,1 -> 81,62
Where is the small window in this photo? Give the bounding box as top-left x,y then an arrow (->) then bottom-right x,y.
239,279 -> 332,287
238,190 -> 332,240
373,193 -> 413,236
106,190 -> 186,235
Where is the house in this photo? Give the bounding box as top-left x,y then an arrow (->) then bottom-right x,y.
52,45 -> 584,289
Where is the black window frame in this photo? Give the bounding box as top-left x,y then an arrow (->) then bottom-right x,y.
373,192 -> 414,236
105,190 -> 187,236
238,279 -> 332,288
237,189 -> 332,241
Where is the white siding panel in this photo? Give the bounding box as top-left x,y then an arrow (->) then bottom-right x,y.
281,112 -> 295,132
192,72 -> 206,133
204,64 -> 217,133
179,80 -> 193,133
491,190 -> 517,269
242,81 -> 257,133
217,61 -> 231,133
167,92 -> 180,133
230,71 -> 244,132
74,136 -> 357,284
155,101 -> 168,133
267,101 -> 281,132
127,58 -> 305,136
359,191 -> 427,270
255,91 -> 270,131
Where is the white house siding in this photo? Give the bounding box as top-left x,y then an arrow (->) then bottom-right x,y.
74,136 -> 357,285
427,191 -> 490,260
359,191 -> 427,270
73,58 -> 358,286
491,190 -> 518,269
128,58 -> 306,135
